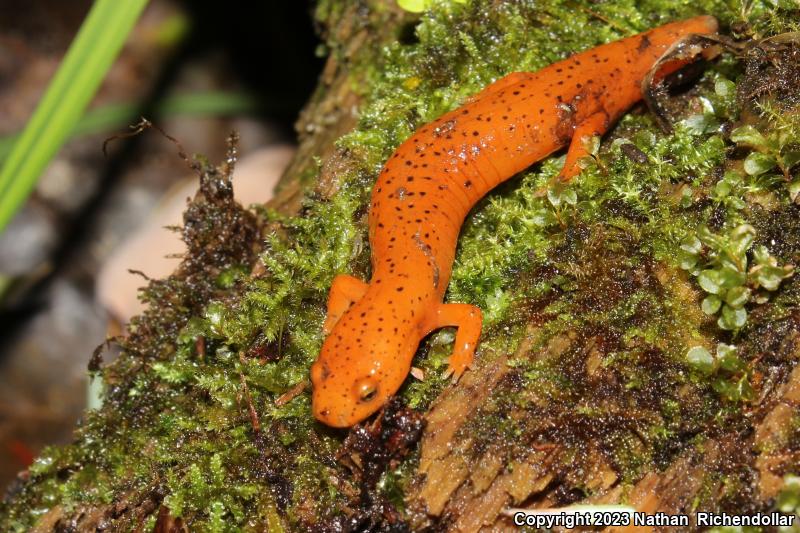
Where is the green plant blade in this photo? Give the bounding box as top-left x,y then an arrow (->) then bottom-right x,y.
0,0 -> 149,233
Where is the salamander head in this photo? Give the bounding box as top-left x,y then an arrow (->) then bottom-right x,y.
633,15 -> 719,72
310,299 -> 419,427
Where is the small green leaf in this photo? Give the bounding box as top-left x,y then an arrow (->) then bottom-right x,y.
712,374 -> 754,402
730,197 -> 746,210
687,346 -> 714,374
718,305 -> 747,330
782,150 -> 800,171
735,375 -> 755,401
756,265 -> 791,291
682,114 -> 711,134
744,152 -> 777,176
547,187 -> 561,208
701,295 -> 722,315
716,343 -> 742,372
712,378 -> 735,399
730,125 -> 767,147
698,226 -> 722,248
698,269 -> 723,294
724,286 -> 751,308
680,253 -> 698,271
717,266 -> 747,289
716,343 -> 737,359
752,245 -> 772,265
723,170 -> 743,185
714,78 -> 735,97
714,179 -> 732,198
680,235 -> 702,255
730,224 -> 756,255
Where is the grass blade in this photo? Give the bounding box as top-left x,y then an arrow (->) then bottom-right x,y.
0,0 -> 149,233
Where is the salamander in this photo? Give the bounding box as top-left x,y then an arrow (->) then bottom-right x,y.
311,15 -> 720,427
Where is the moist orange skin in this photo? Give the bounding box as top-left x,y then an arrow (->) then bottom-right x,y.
311,16 -> 719,428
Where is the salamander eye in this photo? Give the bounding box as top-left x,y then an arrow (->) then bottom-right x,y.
355,378 -> 378,403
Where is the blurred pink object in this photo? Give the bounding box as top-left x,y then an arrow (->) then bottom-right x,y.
96,145 -> 295,324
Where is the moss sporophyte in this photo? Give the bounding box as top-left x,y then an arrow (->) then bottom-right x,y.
3,0 -> 800,530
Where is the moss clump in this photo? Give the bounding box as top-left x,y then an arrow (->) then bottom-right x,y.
3,0 -> 800,530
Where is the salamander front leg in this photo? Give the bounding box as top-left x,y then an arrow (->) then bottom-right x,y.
431,303 -> 483,381
323,275 -> 368,335
558,111 -> 610,182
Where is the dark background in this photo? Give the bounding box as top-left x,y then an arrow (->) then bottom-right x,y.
0,0 -> 324,486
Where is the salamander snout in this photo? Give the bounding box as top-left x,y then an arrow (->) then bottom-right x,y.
311,370 -> 386,428
311,310 -> 417,427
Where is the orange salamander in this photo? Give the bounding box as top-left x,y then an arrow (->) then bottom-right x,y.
311,16 -> 720,427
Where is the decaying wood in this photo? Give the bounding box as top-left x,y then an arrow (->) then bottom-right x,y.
406,282 -> 800,532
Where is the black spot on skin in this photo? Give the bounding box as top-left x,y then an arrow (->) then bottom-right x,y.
464,180 -> 472,188
396,287 -> 404,292
638,34 -> 651,52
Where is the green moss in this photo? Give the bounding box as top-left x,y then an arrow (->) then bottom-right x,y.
3,0 -> 800,530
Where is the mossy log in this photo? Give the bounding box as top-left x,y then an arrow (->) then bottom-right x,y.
3,1 -> 800,531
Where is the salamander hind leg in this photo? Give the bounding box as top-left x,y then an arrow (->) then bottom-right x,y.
323,274 -> 368,335
432,303 -> 483,381
558,111 -> 610,182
